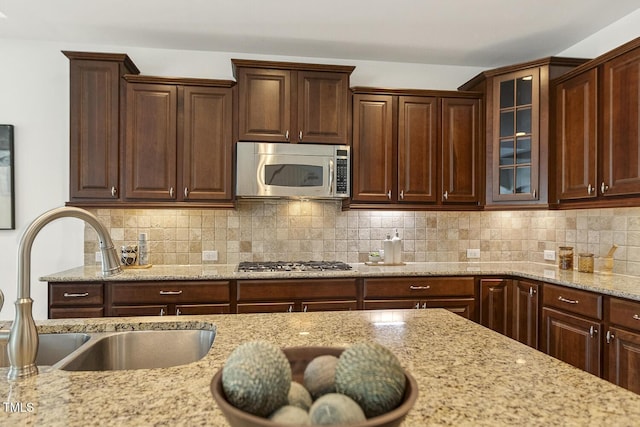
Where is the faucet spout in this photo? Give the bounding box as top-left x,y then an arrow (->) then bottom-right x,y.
7,206 -> 122,380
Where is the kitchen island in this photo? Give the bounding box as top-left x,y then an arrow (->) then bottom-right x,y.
1,309 -> 640,426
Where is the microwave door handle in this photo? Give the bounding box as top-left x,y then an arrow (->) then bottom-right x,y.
256,157 -> 267,194
329,159 -> 334,194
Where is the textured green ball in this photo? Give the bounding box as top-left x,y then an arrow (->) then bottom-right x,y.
304,354 -> 338,399
269,405 -> 310,425
309,393 -> 366,425
288,381 -> 313,410
221,341 -> 292,417
335,341 -> 406,418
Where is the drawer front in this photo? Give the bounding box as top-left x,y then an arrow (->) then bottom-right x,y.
110,281 -> 230,304
50,307 -> 104,319
363,277 -> 475,299
236,279 -> 358,302
49,283 -> 104,306
543,283 -> 602,319
608,297 -> 640,331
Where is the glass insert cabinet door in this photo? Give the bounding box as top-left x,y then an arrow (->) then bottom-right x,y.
493,69 -> 539,201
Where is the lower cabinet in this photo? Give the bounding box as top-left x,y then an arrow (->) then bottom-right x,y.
108,281 -> 231,316
362,277 -> 476,321
513,280 -> 540,349
49,282 -> 105,319
604,297 -> 640,394
542,283 -> 603,376
235,279 -> 358,314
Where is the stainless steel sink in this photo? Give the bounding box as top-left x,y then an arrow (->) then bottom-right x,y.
0,333 -> 90,368
60,329 -> 216,371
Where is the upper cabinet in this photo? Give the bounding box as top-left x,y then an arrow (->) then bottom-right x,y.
232,59 -> 354,144
123,76 -> 235,205
350,88 -> 481,209
554,37 -> 640,207
64,51 -> 140,202
460,57 -> 587,208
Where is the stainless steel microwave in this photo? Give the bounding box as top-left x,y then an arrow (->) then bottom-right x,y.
236,142 -> 350,199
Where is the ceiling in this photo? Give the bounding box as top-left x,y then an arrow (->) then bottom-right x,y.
1,0 -> 639,67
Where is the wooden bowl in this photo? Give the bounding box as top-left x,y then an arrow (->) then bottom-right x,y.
211,346 -> 418,427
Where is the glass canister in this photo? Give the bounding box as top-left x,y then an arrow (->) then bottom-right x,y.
578,253 -> 594,273
559,246 -> 574,270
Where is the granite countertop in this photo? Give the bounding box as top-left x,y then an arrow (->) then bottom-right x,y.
42,261 -> 640,302
1,309 -> 640,426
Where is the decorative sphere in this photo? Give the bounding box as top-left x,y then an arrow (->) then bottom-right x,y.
309,393 -> 366,425
303,354 -> 338,399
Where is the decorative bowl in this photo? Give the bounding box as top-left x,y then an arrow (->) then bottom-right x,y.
211,346 -> 418,427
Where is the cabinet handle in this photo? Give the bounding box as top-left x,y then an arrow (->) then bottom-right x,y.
414,302 -> 420,309
606,330 -> 615,343
184,187 -> 189,198
558,296 -> 578,304
63,292 -> 89,298
589,326 -> 598,338
159,290 -> 183,295
287,305 -> 293,313
601,182 -> 609,193
533,189 -> 537,199
410,285 -> 430,290
299,130 -> 303,141
529,287 -> 536,297
587,184 -> 594,195
387,190 -> 392,199
176,308 -> 181,316
169,187 -> 175,198
303,305 -> 308,312
159,308 -> 165,316
633,314 -> 640,321
400,190 -> 404,200
421,302 -> 427,309
443,191 -> 448,200
285,130 -> 290,141
111,186 -> 117,198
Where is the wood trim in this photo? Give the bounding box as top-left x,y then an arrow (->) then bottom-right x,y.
352,86 -> 483,98
62,51 -> 140,74
123,74 -> 235,87
231,58 -> 355,76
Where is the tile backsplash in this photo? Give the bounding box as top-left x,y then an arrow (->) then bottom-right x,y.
84,201 -> 640,276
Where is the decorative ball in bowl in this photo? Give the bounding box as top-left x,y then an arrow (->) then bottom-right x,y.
210,342 -> 418,427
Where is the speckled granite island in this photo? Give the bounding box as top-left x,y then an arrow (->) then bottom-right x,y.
1,309 -> 640,426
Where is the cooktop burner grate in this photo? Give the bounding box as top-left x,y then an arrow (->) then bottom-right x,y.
237,261 -> 352,273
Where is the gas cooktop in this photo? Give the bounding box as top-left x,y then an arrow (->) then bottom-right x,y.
237,261 -> 352,273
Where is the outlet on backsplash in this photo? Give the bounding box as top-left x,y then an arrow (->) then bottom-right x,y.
466,249 -> 480,259
203,250 -> 219,262
543,250 -> 556,261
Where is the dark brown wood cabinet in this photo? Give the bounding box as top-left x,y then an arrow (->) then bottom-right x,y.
362,276 -> 476,320
49,282 -> 105,319
123,76 -> 234,205
605,297 -> 640,394
63,51 -> 139,202
542,283 -> 603,376
235,278 -> 359,314
351,88 -> 481,208
108,281 -> 230,316
554,37 -> 640,207
460,57 -> 587,208
513,280 -> 540,349
479,278 -> 512,336
233,59 -> 354,145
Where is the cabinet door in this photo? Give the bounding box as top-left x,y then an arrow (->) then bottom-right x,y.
441,97 -> 480,204
352,94 -> 395,202
363,300 -> 420,310
480,279 -> 512,336
68,60 -> 121,199
556,69 -> 598,201
181,86 -> 233,200
111,305 -> 169,316
424,298 -> 476,321
125,83 -> 177,199
602,47 -> 640,197
237,302 -> 295,314
237,68 -> 291,142
302,300 -> 358,312
176,304 -> 231,315
605,326 -> 640,394
50,307 -> 104,319
493,69 -> 540,201
297,71 -> 349,144
542,307 -> 601,376
397,96 -> 437,203
514,280 -> 540,349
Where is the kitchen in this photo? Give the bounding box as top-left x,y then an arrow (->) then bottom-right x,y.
2,1 -> 640,425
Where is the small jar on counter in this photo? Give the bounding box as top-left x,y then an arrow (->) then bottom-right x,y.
559,246 -> 574,270
578,253 -> 594,273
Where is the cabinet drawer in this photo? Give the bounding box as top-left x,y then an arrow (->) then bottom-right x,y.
363,277 -> 475,299
110,281 -> 230,304
49,283 -> 104,306
608,297 -> 640,331
236,279 -> 358,302
543,283 -> 602,319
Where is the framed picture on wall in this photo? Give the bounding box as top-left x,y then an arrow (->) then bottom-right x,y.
0,124 -> 15,230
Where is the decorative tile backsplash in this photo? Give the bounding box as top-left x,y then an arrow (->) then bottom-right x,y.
84,202 -> 640,276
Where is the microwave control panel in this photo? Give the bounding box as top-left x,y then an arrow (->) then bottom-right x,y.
335,149 -> 349,196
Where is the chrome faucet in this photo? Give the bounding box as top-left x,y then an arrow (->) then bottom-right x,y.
6,206 -> 122,380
